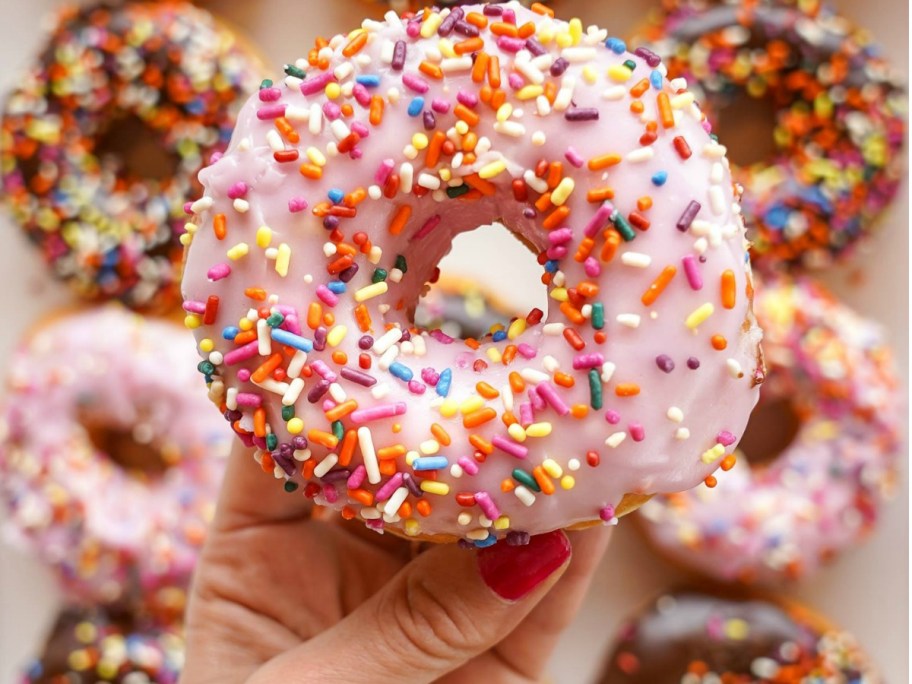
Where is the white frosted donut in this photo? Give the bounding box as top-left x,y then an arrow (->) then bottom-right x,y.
181,2 -> 763,545
0,307 -> 232,612
639,273 -> 902,582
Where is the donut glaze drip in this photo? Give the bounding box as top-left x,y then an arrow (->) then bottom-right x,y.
181,3 -> 763,544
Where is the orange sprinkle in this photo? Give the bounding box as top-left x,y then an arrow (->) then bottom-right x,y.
554,372 -> 575,388
577,282 -> 599,298
463,173 -> 497,196
637,196 -> 653,211
472,52 -> 489,83
615,383 -> 641,397
543,206 -> 570,230
426,131 -> 446,168
379,460 -> 397,477
531,2 -> 554,16
299,163 -> 322,180
560,301 -> 585,325
389,204 -> 412,235
476,382 -> 500,399
629,100 -> 645,114
354,304 -> 372,332
419,61 -> 443,79
721,270 -> 736,309
535,191 -> 553,212
300,459 -> 316,480
275,117 -> 299,143
342,30 -> 368,57
308,430 -> 339,449
454,37 -> 484,55
532,466 -> 556,495
501,344 -> 518,366
571,404 -> 590,419
253,407 -> 266,438
711,335 -> 728,351
587,187 -> 615,202
463,408 -> 497,429
657,92 -> 675,128
340,506 -> 356,520
546,162 -> 563,189
518,21 -> 536,38
416,499 -> 432,517
463,338 -> 480,350
233,331 -> 256,346
500,478 -> 515,493
369,95 -> 384,126
307,302 -> 322,329
487,56 -> 501,88
259,452 -> 274,473
588,154 -> 622,172
509,371 -> 525,393
502,411 -> 518,427
339,429 -> 358,467
629,78 -> 650,98
377,444 -> 406,460
573,237 -> 595,262
469,434 -> 494,455
244,287 -> 267,301
721,454 -> 737,471
213,213 -> 227,240
641,265 -> 678,306
331,351 -> 347,365
325,399 -> 358,422
431,423 -> 451,447
454,104 -> 480,126
398,502 -> 412,519
490,21 -> 518,37
543,81 -> 557,104
704,476 -> 718,488
252,353 -> 283,384
349,489 -> 374,507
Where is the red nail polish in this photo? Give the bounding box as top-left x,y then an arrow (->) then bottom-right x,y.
477,531 -> 571,601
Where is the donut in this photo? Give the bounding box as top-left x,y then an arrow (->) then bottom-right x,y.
373,1 -> 549,16
414,275 -> 517,340
180,2 -> 764,545
0,307 -> 232,614
632,0 -> 906,269
638,272 -> 901,583
20,605 -> 183,684
599,588 -> 881,683
0,1 -> 264,310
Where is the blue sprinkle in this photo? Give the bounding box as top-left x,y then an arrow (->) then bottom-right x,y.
436,368 -> 452,397
389,362 -> 414,382
473,534 -> 497,548
355,74 -> 380,87
605,37 -> 626,54
222,326 -> 240,340
545,259 -> 559,273
407,96 -> 425,117
764,205 -> 790,229
413,456 -> 449,471
650,69 -> 663,89
327,280 -> 346,294
269,329 -> 314,352
492,330 -> 507,342
651,170 -> 668,186
327,188 -> 344,203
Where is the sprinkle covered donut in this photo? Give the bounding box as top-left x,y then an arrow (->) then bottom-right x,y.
0,307 -> 232,612
633,0 -> 906,269
639,273 -> 901,583
599,588 -> 881,683
0,1 -> 263,309
181,2 -> 763,545
21,605 -> 184,684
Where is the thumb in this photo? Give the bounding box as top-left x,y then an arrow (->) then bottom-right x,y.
250,531 -> 572,684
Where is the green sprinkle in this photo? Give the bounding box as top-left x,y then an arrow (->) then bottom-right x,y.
284,64 -> 306,79
612,211 -> 636,242
591,302 -> 605,330
512,468 -> 541,492
283,480 -> 299,493
372,268 -> 388,283
623,59 -> 637,71
266,433 -> 278,451
332,420 -> 344,441
267,312 -> 285,327
281,405 -> 295,421
589,369 -> 603,410
446,184 -> 470,198
259,79 -> 274,90
394,254 -> 408,274
197,360 -> 215,376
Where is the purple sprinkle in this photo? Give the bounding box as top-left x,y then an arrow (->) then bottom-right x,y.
676,200 -> 701,232
525,37 -> 547,57
357,335 -> 373,350
437,7 -> 463,36
483,4 -> 503,15
307,380 -> 330,403
656,355 -> 675,373
403,473 -> 423,497
272,452 -> 295,477
423,110 -> 437,130
338,264 -> 359,283
453,20 -> 480,38
550,57 -> 569,77
340,367 -> 377,387
322,469 -> 352,484
687,357 -> 701,370
634,46 -> 662,68
565,107 -> 600,122
292,436 -> 308,451
506,531 -> 531,546
312,327 -> 327,352
392,40 -> 407,70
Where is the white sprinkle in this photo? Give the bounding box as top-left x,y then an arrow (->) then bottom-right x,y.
710,186 -> 727,215
602,85 -> 626,100
520,368 -> 550,385
190,197 -> 213,213
328,382 -> 347,403
226,387 -> 238,411
514,486 -> 536,507
666,406 -> 684,423
600,361 -> 616,383
399,163 -> 414,192
358,427 -> 381,484
287,350 -> 308,378
417,173 -> 441,190
543,323 -> 565,336
494,120 -> 526,137
562,46 -> 597,63
676,427 -> 691,440
282,378 -> 305,406
606,432 -> 627,448
441,56 -> 473,72
382,487 -> 409,516
726,358 -> 744,379
313,454 -> 339,479
621,252 -> 652,268
617,313 -> 641,328
266,130 -> 284,152
308,103 -> 322,135
626,147 -> 655,163
256,319 -> 271,356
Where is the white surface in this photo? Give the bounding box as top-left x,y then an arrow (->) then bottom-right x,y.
0,0 -> 907,682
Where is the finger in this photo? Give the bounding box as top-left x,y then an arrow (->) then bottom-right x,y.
246,531 -> 573,684
455,525 -> 614,682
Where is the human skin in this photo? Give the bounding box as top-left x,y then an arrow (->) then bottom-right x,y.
182,442 -> 613,683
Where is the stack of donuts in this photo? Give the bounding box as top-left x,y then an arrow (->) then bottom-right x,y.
0,1 -> 263,681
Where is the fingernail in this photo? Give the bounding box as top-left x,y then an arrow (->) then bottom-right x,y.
477,530 -> 571,601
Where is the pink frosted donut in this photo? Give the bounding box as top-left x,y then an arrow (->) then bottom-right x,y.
639,273 -> 902,583
180,2 -> 763,545
0,307 -> 232,612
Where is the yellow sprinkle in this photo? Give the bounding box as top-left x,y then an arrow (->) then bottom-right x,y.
581,65 -> 598,84
440,398 -> 458,418
256,226 -> 272,248
327,325 -> 347,347
478,160 -> 507,179
455,120 -> 469,135
496,103 -> 513,122
701,443 -> 726,463
685,302 -> 714,329
439,168 -> 452,182
508,423 -> 527,442
507,317 -> 527,340
560,475 -> 576,490
555,31 -> 573,49
550,177 -> 575,206
68,650 -> 92,672
608,64 -> 634,82
420,11 -> 443,38
412,133 -> 429,150
306,147 -> 327,166
226,242 -> 249,260
493,515 -> 511,530
568,18 -> 583,44
526,422 -> 552,438
179,233 -> 193,246
460,395 -> 485,415
542,458 -> 563,478
405,450 -> 419,466
516,85 -> 544,100
199,338 -> 214,353
275,243 -> 291,277
287,417 -> 305,434
549,287 -> 568,302
537,26 -> 555,44
486,346 -> 502,364
353,281 -> 388,302
404,518 -> 420,536
325,82 -> 342,99
420,480 -> 450,495
238,317 -> 254,332
184,314 -> 201,329
724,618 -> 750,640
438,38 -> 456,58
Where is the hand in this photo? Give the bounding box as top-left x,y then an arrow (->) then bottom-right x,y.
182,443 -> 613,683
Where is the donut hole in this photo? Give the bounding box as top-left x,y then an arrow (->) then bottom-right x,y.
95,115 -> 180,183
711,91 -> 779,167
412,222 -> 548,340
82,420 -> 169,479
737,397 -> 801,468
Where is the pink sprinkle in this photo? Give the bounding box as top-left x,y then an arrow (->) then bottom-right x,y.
251,436 -> 266,450
347,464 -> 367,489
519,403 -> 534,427
528,389 -> 546,412
352,83 -> 371,106
316,285 -> 339,307
456,91 -> 478,108
300,72 -> 335,96
350,147 -> 364,160
209,151 -> 223,164
414,215 -> 442,240
584,257 -> 601,277
183,201 -> 194,214
572,353 -> 604,370
238,433 -> 255,448
323,484 -> 339,504
599,505 -> 615,522
258,87 -> 281,102
322,101 -> 342,120
629,423 -> 645,442
431,99 -> 451,113
584,203 -> 614,238
605,410 -> 621,424
407,380 -> 426,395
682,254 -> 703,290
429,330 -> 455,344
321,398 -> 335,412
375,473 -> 404,502
365,518 -> 385,531
227,182 -> 248,200
182,300 -> 206,314
498,36 -> 526,54
236,369 -> 251,382
311,360 -> 337,382
288,197 -> 308,213
502,8 -> 516,23
351,121 -> 370,138
224,341 -> 259,366
492,435 -> 528,459
565,147 -> 585,168
421,368 -> 440,385
350,402 -> 407,423
516,344 -> 537,359
536,382 -> 570,416
236,393 -> 262,408
474,492 -> 501,521
457,456 -> 479,475
717,430 -> 737,446
402,72 -> 430,93
548,227 -> 573,245
507,72 -> 525,89
406,20 -> 421,38
256,104 -> 286,120
375,159 -> 395,184
207,263 -> 231,281
282,314 -> 302,336
546,245 -> 568,260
